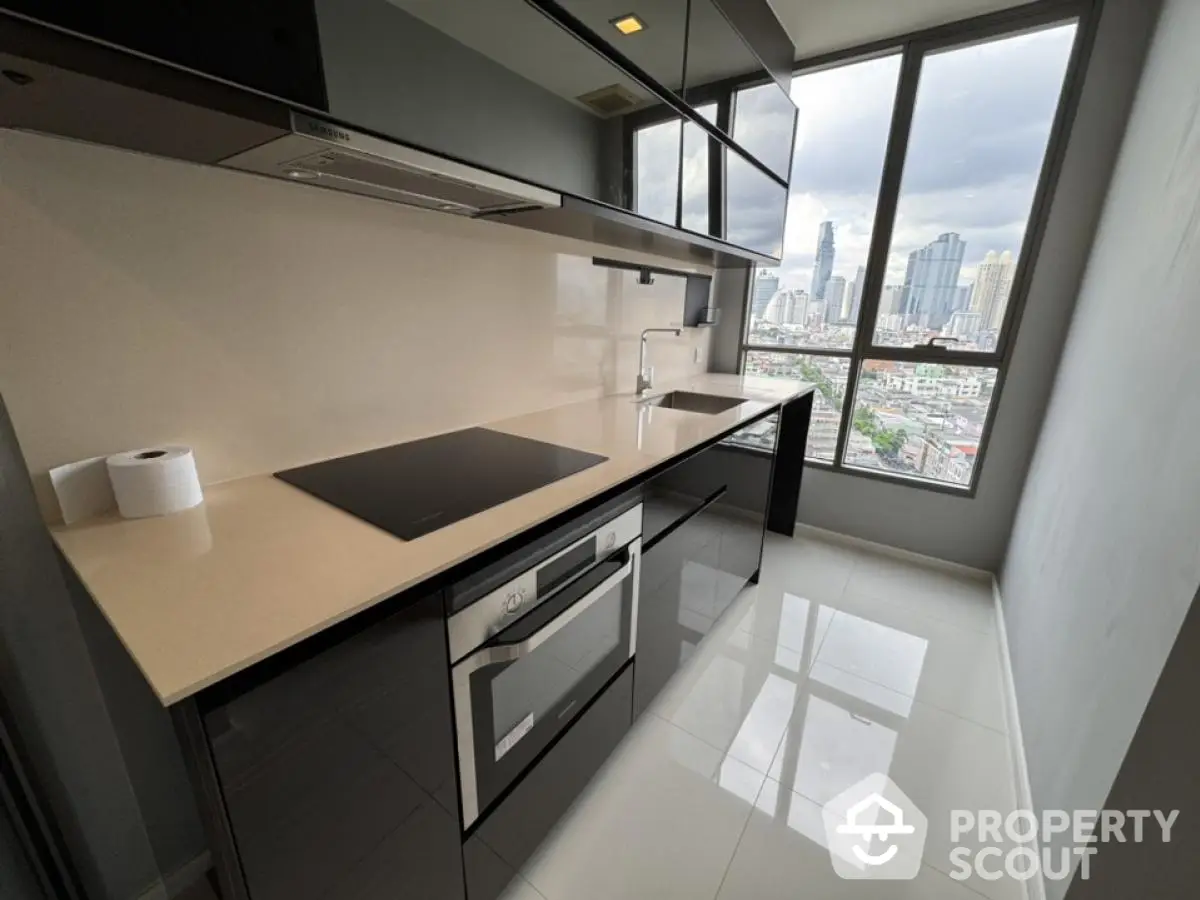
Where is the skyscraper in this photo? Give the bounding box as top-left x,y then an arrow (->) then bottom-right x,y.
752,270 -> 780,319
811,222 -> 835,300
848,265 -> 867,321
969,250 -> 1016,330
762,290 -> 794,325
899,233 -> 966,328
879,285 -> 904,317
825,276 -> 848,322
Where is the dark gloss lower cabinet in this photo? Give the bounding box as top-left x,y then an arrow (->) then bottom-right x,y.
463,666 -> 634,900
195,590 -> 464,900
634,411 -> 780,716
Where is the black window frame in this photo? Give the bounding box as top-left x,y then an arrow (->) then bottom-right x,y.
733,0 -> 1099,496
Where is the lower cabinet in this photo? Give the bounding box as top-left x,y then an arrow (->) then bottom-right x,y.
195,590 -> 464,900
634,410 -> 779,716
463,666 -> 634,900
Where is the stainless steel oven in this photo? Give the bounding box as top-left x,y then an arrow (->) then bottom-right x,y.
448,503 -> 642,827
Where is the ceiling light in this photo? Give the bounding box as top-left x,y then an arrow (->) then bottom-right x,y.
610,14 -> 645,35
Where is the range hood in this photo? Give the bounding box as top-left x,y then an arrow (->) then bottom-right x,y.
218,111 -> 560,216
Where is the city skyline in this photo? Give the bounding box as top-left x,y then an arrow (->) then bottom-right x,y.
767,26 -> 1075,301
754,220 -> 1015,341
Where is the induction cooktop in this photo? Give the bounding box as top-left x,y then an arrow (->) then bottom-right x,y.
275,427 -> 608,541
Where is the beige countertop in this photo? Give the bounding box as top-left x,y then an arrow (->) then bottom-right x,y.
52,374 -> 813,705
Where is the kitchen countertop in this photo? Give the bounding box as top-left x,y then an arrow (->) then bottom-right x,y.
52,374 -> 813,705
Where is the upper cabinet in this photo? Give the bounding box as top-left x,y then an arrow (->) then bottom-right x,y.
684,0 -> 796,181
0,0 -> 795,265
549,0 -> 689,94
312,0 -> 653,209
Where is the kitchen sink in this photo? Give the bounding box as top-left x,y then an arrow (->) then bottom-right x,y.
638,391 -> 745,414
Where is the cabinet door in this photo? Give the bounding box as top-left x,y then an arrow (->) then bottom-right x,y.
717,411 -> 779,576
200,591 -> 463,900
314,0 -> 668,208
551,0 -> 688,95
683,0 -> 796,180
635,491 -> 723,716
3,0 -> 327,108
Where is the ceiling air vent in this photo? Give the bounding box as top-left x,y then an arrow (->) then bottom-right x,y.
576,84 -> 640,117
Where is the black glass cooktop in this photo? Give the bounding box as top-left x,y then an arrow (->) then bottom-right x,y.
275,427 -> 607,541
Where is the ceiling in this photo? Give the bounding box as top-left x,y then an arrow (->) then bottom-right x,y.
768,0 -> 1040,60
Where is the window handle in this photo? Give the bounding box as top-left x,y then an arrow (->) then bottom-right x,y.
922,336 -> 960,351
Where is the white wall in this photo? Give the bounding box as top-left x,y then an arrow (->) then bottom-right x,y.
1000,0 -> 1199,895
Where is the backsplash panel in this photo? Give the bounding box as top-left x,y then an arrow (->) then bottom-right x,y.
0,131 -> 712,521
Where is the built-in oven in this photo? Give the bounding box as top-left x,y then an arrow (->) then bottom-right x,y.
447,502 -> 642,828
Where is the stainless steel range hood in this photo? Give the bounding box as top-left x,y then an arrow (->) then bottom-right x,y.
218,111 -> 561,216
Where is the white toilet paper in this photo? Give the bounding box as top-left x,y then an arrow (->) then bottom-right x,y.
106,446 -> 204,519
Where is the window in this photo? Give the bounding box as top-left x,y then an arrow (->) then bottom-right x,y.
741,14 -> 1080,490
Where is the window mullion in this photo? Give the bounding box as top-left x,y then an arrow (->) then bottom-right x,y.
834,43 -> 924,467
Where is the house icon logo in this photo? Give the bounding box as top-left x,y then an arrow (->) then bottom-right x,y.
821,773 -> 928,880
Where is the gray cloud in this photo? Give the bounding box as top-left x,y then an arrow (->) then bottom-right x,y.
773,23 -> 1077,293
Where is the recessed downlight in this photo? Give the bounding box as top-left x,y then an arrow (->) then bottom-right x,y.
610,13 -> 646,35
285,168 -> 318,180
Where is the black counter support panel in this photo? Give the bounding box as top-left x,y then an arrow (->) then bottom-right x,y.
767,393 -> 813,537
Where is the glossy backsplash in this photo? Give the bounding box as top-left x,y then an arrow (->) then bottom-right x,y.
0,130 -> 713,521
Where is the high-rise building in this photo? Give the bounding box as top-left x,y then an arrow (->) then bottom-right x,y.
825,276 -> 848,322
762,290 -> 794,325
848,265 -> 867,321
899,233 -> 966,328
792,290 -> 811,325
879,285 -> 904,318
969,250 -> 1016,330
811,222 -> 835,300
953,285 -> 972,313
752,270 -> 780,319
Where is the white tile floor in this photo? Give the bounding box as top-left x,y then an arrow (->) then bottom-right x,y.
509,530 -> 1021,900
185,531 -> 1020,900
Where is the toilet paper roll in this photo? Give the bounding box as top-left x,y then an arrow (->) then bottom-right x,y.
106,446 -> 204,519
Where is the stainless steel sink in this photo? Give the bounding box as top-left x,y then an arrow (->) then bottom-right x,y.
638,391 -> 745,414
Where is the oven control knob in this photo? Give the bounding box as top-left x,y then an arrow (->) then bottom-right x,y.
504,591 -> 523,615
604,531 -> 617,550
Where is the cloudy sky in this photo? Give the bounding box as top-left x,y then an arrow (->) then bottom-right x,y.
769,23 -> 1078,295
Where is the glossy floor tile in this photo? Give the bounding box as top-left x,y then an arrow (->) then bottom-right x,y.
187,532 -> 1018,900
521,715 -> 766,900
526,530 -> 1019,900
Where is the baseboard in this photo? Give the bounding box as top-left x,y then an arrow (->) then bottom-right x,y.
135,852 -> 211,900
992,577 -> 1044,900
792,522 -> 992,583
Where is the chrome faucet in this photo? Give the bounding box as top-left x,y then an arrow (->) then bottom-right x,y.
637,328 -> 682,395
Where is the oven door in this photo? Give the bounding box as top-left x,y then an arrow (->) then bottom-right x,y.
453,538 -> 640,828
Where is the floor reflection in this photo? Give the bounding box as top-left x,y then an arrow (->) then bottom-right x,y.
676,584 -> 932,830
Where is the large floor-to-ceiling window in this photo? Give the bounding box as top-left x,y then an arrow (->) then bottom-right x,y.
740,9 -> 1081,490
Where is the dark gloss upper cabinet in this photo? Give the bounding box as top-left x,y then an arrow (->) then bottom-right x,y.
0,0 -> 328,108
313,0 -> 665,209
550,0 -> 689,94
684,0 -> 797,180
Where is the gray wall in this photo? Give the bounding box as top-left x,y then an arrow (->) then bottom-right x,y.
0,394 -> 200,900
713,0 -> 1161,571
1000,0 -> 1199,896
1065,581 -> 1200,898
316,0 -> 604,199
